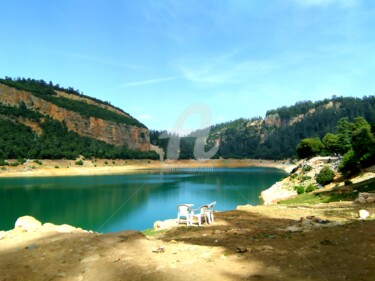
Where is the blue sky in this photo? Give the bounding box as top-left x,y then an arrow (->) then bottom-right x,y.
1,0 -> 375,133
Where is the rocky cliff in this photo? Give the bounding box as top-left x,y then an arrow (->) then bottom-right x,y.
0,83 -> 150,151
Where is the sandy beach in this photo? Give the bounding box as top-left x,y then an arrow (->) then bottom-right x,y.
0,159 -> 293,178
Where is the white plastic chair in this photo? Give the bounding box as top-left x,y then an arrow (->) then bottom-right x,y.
206,201 -> 216,223
177,204 -> 192,225
191,205 -> 211,226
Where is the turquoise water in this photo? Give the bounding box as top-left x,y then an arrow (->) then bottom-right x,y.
0,167 -> 286,232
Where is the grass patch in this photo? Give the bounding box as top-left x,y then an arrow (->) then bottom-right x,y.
279,178 -> 375,205
141,228 -> 166,237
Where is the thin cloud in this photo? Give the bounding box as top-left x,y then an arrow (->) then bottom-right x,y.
121,76 -> 179,88
292,0 -> 358,9
137,114 -> 153,120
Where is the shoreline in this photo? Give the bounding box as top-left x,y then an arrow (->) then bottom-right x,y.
0,158 -> 293,178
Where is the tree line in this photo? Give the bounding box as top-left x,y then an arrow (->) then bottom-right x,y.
151,96 -> 375,160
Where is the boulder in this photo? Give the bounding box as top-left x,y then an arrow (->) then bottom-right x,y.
56,224 -> 79,233
359,209 -> 370,220
15,216 -> 42,232
354,192 -> 375,204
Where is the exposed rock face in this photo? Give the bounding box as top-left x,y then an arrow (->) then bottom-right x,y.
264,113 -> 281,127
0,84 -> 150,151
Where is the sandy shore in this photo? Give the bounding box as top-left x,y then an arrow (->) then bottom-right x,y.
0,159 -> 293,177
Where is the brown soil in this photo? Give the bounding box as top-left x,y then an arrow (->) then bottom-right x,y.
1,203 -> 374,281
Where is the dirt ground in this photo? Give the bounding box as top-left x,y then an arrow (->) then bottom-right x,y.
1,203 -> 374,281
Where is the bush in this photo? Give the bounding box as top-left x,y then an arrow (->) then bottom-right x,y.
17,158 -> 26,164
0,159 -> 8,166
305,184 -> 316,193
75,160 -> 84,166
33,159 -> 43,165
294,185 -> 305,194
344,180 -> 353,186
302,165 -> 312,172
299,175 -> 311,181
316,166 -> 335,186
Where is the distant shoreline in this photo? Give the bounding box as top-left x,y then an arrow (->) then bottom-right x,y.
0,159 -> 293,178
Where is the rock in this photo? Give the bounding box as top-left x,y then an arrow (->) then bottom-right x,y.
153,219 -> 177,230
0,231 -> 6,240
15,216 -> 42,232
56,224 -> 79,233
152,245 -> 165,253
236,247 -> 248,253
359,209 -> 370,220
41,222 -> 58,232
354,192 -> 375,204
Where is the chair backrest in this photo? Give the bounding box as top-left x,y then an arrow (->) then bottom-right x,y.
177,204 -> 191,215
198,205 -> 209,214
208,201 -> 216,210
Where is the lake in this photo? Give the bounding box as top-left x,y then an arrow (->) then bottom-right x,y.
0,167 -> 286,232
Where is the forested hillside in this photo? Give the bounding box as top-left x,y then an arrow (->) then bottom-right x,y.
151,96 -> 375,160
0,77 -> 158,160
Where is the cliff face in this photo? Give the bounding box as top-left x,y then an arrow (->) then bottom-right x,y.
0,84 -> 150,151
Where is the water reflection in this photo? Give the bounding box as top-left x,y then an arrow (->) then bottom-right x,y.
0,167 -> 286,232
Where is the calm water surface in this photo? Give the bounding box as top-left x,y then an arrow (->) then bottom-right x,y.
0,167 -> 286,232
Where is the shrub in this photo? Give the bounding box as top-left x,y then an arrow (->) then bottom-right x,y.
0,159 -> 8,166
305,184 -> 316,193
75,160 -> 84,166
299,175 -> 311,181
316,166 -> 335,186
17,158 -> 26,164
294,185 -> 305,194
302,165 -> 313,172
33,159 -> 43,165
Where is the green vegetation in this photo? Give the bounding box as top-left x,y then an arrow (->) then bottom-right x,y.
296,138 -> 324,159
0,77 -> 146,128
294,185 -> 305,194
316,166 -> 335,186
295,116 -> 375,178
151,96 -> 375,160
75,160 -> 84,166
280,178 -> 375,205
141,228 -> 167,237
305,184 -> 316,193
0,118 -> 158,160
0,103 -> 44,121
